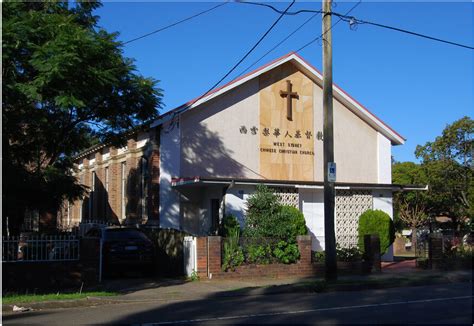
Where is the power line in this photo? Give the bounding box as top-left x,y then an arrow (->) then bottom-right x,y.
295,1 -> 361,53
236,11 -> 320,77
236,1 -> 361,78
238,1 -> 474,50
178,0 -> 296,113
333,14 -> 474,50
237,1 -> 323,16
123,2 -> 229,45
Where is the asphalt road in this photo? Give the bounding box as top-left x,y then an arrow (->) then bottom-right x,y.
3,282 -> 472,325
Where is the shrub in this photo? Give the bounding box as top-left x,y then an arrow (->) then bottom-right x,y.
221,227 -> 244,271
245,244 -> 273,264
279,205 -> 308,237
243,185 -> 281,238
221,214 -> 240,237
358,209 -> 395,255
312,245 -> 363,263
273,241 -> 300,264
312,251 -> 325,263
242,185 -> 309,264
336,246 -> 363,262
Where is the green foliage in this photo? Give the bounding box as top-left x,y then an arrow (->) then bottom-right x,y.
392,162 -> 429,230
243,185 -> 281,238
244,186 -> 308,239
222,227 -> 244,271
312,251 -> 325,263
273,241 -> 300,264
189,269 -> 200,282
358,209 -> 395,255
242,186 -> 308,264
2,2 -> 163,232
438,241 -> 473,270
417,117 -> 473,225
335,246 -> 363,262
279,205 -> 308,237
393,117 -> 474,232
312,245 -> 363,263
2,291 -> 116,304
245,244 -> 273,264
221,214 -> 240,237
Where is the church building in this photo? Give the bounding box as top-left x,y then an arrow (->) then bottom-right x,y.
60,52 -> 417,252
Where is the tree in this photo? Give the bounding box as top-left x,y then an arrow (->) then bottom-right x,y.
392,162 -> 429,247
415,117 -> 473,230
2,2 -> 163,233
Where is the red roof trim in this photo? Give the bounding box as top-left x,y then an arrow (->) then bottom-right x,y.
292,52 -> 406,141
158,51 -> 405,142
158,52 -> 295,121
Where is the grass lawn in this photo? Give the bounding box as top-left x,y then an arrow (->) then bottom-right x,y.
2,291 -> 117,304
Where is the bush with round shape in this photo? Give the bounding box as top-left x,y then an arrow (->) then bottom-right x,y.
357,209 -> 395,255
279,205 -> 308,237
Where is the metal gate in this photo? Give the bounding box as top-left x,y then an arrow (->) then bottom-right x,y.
183,236 -> 197,277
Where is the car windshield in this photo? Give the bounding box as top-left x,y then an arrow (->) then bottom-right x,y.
104,229 -> 149,241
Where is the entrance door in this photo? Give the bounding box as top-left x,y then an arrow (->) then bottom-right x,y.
210,199 -> 220,235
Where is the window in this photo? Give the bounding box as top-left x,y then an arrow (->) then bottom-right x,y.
121,162 -> 127,220
80,174 -> 84,221
89,171 -> 96,219
67,202 -> 71,226
104,167 -> 109,217
140,157 -> 147,219
210,199 -> 220,235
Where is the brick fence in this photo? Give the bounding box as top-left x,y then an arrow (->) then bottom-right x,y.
195,235 -> 320,279
2,238 -> 100,292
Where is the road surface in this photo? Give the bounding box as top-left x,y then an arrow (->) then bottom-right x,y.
3,282 -> 472,324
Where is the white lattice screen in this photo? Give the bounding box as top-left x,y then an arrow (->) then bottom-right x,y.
270,187 -> 299,208
335,190 -> 373,248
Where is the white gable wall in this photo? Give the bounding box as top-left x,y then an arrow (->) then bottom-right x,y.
159,120 -> 182,229
180,78 -> 261,179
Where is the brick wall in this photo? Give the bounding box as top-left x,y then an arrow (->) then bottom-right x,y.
195,235 -> 320,279
57,128 -> 160,228
196,237 -> 209,279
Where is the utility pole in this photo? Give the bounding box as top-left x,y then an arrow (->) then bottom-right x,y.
322,0 -> 337,281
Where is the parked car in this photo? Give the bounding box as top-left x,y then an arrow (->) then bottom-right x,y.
85,227 -> 155,275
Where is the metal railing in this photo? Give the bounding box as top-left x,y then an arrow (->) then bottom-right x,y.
2,235 -> 80,263
77,220 -> 117,237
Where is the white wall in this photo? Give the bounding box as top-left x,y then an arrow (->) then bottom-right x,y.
159,120 -> 182,229
372,189 -> 394,261
299,189 -> 325,251
377,132 -> 392,184
224,185 -> 255,228
180,79 -> 261,179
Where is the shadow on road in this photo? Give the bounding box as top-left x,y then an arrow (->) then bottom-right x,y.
105,281 -> 471,324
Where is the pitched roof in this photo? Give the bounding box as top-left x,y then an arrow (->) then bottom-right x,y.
152,52 -> 405,145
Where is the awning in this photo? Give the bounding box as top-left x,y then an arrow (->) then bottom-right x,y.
171,177 -> 428,191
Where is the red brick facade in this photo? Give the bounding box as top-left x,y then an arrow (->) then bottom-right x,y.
58,128 -> 161,228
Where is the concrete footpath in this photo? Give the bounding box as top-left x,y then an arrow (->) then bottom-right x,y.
3,263 -> 472,314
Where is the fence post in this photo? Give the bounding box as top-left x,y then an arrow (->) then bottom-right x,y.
207,236 -> 222,278
364,234 -> 381,273
429,234 -> 443,269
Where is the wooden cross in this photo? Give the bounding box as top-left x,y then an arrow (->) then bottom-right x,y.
280,80 -> 299,121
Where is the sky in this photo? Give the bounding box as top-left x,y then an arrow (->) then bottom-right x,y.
96,1 -> 473,163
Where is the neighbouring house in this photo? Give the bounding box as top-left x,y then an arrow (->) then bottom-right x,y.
58,52 -> 425,258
